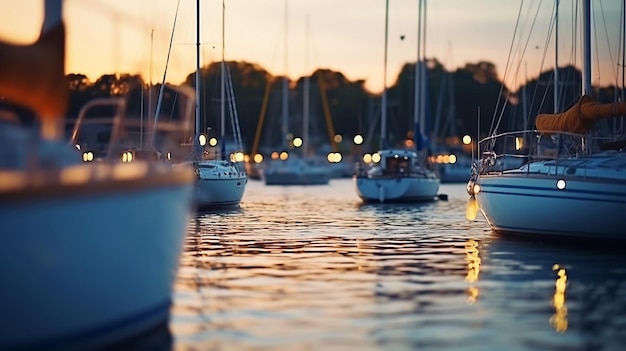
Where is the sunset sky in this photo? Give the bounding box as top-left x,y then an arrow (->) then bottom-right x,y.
1,0 -> 623,93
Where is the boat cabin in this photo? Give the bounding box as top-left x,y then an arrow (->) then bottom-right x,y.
379,149 -> 417,176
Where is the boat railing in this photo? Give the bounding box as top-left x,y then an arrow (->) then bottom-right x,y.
68,85 -> 195,163
476,129 -> 624,175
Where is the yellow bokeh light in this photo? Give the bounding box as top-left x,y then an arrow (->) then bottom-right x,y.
198,134 -> 207,146
550,264 -> 568,333
363,154 -> 372,163
235,152 -> 244,162
83,152 -> 94,162
515,136 -> 524,150
327,152 -> 342,163
279,151 -> 289,160
293,137 -> 303,148
209,137 -> 218,147
254,153 -> 264,163
271,151 -> 279,160
371,153 -> 381,163
353,135 -> 364,145
334,134 -> 343,143
463,135 -> 472,145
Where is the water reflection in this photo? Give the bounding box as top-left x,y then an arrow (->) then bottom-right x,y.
550,264 -> 568,333
171,181 -> 626,350
465,239 -> 481,303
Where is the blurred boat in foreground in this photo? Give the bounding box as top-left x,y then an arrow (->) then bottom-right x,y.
0,1 -> 194,349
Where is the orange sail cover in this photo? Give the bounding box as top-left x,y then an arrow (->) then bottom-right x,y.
536,95 -> 626,136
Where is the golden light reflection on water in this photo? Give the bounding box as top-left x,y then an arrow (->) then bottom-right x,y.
465,239 -> 481,303
550,264 -> 568,333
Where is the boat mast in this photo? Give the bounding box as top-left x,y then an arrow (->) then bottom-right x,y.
195,0 -> 201,141
282,0 -> 289,150
220,0 -> 226,160
582,0 -> 591,154
414,0 -> 426,151
554,0 -> 559,112
420,0 -> 427,148
303,15 -> 310,158
582,0 -> 591,96
151,0 -> 180,149
381,0 -> 389,149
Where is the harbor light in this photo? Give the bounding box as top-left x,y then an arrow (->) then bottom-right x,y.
254,153 -> 264,163
363,153 -> 372,163
327,152 -> 342,163
353,135 -> 363,145
279,151 -> 289,160
209,137 -> 218,147
293,137 -> 303,148
121,151 -> 133,163
449,154 -> 457,164
371,153 -> 381,163
556,179 -> 566,190
515,136 -> 524,150
198,134 -> 207,146
334,134 -> 343,143
271,151 -> 279,160
234,152 -> 245,162
82,151 -> 93,162
463,135 -> 472,145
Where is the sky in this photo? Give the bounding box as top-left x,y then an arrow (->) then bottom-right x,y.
0,0 -> 623,94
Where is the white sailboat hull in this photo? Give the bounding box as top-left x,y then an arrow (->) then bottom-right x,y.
0,164 -> 194,350
195,175 -> 247,207
190,160 -> 247,208
475,157 -> 626,239
354,176 -> 440,203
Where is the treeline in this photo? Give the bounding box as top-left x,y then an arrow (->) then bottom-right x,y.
3,59 -> 621,154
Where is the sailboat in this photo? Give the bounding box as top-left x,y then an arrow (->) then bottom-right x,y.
353,0 -> 440,203
260,5 -> 333,186
467,0 -> 626,240
189,0 -> 247,208
0,1 -> 194,349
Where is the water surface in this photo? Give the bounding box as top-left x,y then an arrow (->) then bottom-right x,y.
171,179 -> 626,351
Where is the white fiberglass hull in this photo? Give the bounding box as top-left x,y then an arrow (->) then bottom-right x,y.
193,160 -> 247,209
354,176 -> 440,203
476,172 -> 626,239
0,163 -> 194,350
195,175 -> 247,207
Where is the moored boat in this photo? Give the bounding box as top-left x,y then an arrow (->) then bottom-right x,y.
0,1 -> 194,348
467,0 -> 626,241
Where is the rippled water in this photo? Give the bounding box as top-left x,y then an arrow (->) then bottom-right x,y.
170,178 -> 626,351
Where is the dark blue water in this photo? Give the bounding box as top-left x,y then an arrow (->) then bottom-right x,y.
170,178 -> 626,351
